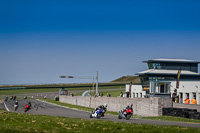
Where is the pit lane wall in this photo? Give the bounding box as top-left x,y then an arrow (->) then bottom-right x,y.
59,96 -> 172,116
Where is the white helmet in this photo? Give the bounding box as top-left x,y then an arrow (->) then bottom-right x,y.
104,103 -> 107,107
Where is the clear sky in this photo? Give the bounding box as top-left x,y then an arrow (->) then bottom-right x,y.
0,0 -> 200,85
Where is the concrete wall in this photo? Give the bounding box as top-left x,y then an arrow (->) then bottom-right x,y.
59,95 -> 172,116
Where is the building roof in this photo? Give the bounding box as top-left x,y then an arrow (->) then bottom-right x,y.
136,69 -> 200,76
143,58 -> 200,63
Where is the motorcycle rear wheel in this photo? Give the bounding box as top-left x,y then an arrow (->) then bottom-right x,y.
90,113 -> 93,118
118,115 -> 122,119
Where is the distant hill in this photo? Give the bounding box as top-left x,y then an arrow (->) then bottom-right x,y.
111,76 -> 141,84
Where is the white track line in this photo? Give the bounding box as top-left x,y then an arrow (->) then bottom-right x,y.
3,100 -> 10,112
36,99 -> 90,113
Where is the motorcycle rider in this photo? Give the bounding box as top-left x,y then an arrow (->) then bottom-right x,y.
13,96 -> 17,100
14,101 -> 19,110
10,96 -> 13,100
15,100 -> 19,105
28,101 -> 32,108
95,103 -> 107,117
24,101 -> 32,112
122,104 -> 133,116
5,96 -> 8,102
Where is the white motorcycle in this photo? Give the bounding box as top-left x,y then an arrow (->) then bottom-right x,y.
90,108 -> 105,119
14,105 -> 19,111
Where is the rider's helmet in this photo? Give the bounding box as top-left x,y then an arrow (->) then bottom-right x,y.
28,101 -> 31,104
15,101 -> 18,103
104,103 -> 107,108
129,104 -> 133,108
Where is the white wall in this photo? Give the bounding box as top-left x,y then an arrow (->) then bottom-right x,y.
126,80 -> 200,104
126,84 -> 146,98
170,80 -> 200,104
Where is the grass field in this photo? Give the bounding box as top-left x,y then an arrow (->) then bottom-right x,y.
0,108 -> 199,133
0,85 -> 124,96
74,89 -> 125,97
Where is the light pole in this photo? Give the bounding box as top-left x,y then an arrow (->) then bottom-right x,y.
60,71 -> 99,94
96,71 -> 98,94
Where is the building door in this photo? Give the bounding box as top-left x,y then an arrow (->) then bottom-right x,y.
179,93 -> 183,103
160,84 -> 164,93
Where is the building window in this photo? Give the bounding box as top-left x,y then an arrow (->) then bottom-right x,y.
133,93 -> 135,98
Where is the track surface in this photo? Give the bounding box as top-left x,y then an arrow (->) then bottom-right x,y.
2,99 -> 200,128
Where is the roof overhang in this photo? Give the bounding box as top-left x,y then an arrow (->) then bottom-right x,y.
143,59 -> 200,64
136,69 -> 200,76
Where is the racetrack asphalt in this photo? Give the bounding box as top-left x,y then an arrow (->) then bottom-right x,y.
2,99 -> 200,128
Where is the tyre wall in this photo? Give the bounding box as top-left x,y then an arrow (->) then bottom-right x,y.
59,96 -> 172,116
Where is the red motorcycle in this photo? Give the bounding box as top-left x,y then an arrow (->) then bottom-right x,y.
24,104 -> 31,112
118,108 -> 133,120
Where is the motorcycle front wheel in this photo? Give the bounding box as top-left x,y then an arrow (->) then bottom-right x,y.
24,108 -> 28,112
126,114 -> 132,120
97,113 -> 101,119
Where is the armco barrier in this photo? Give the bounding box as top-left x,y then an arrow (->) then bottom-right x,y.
59,95 -> 172,116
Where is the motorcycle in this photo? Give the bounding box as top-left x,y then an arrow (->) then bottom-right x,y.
90,108 -> 105,119
118,108 -> 133,120
5,97 -> 8,102
14,105 -> 19,111
10,96 -> 13,100
13,96 -> 16,100
24,104 -> 31,112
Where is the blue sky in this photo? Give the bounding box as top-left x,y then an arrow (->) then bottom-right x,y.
0,0 -> 200,84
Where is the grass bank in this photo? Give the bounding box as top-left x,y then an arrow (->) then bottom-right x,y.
140,116 -> 200,124
0,109 -> 199,133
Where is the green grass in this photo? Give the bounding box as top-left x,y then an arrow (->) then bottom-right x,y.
140,116 -> 200,124
74,90 -> 125,97
0,85 -> 124,96
0,88 -> 60,95
0,109 -> 199,133
98,90 -> 125,97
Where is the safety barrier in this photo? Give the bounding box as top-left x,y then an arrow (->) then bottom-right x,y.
163,107 -> 200,120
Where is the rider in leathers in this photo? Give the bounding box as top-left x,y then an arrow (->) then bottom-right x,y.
95,103 -> 107,117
